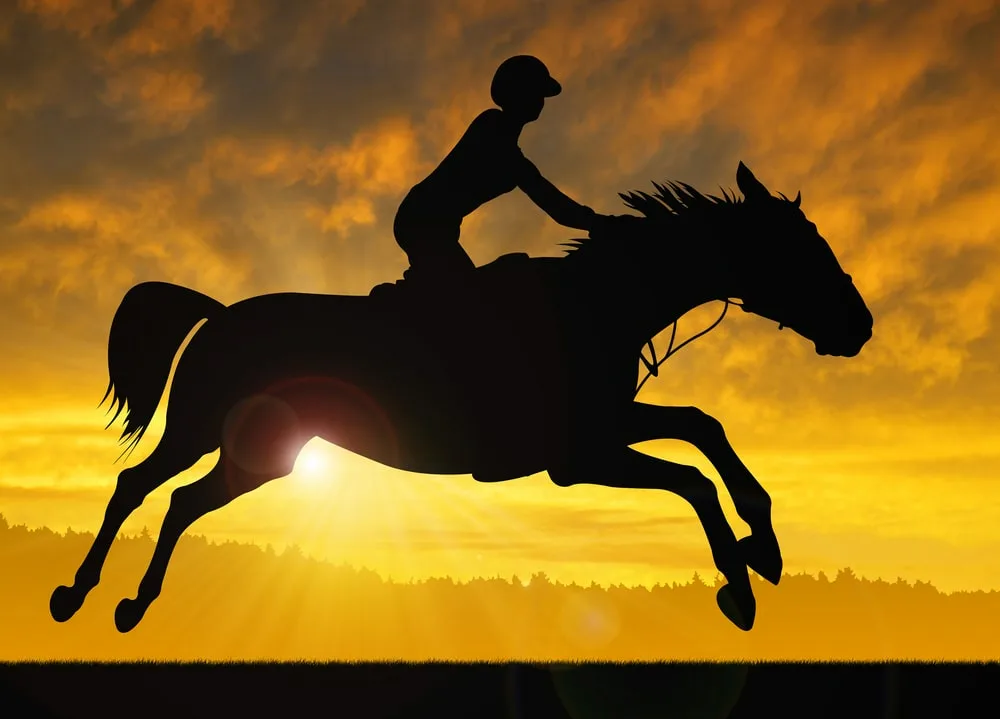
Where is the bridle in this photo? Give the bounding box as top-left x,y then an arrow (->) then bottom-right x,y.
634,271 -> 855,396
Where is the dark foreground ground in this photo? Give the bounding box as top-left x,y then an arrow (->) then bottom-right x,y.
1,662 -> 997,719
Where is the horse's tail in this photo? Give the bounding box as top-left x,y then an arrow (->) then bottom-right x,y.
100,281 -> 226,461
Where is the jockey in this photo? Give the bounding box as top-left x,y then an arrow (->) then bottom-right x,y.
373,55 -> 599,296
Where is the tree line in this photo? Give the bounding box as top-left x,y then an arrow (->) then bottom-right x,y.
2,515 -> 997,661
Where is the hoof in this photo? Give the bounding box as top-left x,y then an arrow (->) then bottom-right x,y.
716,584 -> 756,631
114,597 -> 146,634
50,585 -> 85,623
738,535 -> 783,586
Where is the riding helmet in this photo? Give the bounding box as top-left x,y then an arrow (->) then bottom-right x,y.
490,55 -> 562,107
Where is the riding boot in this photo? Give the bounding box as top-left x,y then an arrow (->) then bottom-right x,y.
404,267 -> 467,300
368,266 -> 434,298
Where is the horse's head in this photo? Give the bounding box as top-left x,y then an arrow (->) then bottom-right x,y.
733,162 -> 873,358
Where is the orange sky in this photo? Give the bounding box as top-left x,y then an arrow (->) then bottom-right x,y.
1,0 -> 1000,598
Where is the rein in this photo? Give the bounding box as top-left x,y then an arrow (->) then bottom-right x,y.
634,298 -> 746,397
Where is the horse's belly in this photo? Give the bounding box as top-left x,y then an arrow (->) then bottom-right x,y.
463,377 -> 568,472
298,390 -> 477,474
321,369 -> 565,477
187,297 -> 573,477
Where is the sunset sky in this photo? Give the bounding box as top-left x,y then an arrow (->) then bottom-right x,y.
1,0 -> 999,599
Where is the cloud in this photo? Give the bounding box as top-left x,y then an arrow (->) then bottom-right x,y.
308,196 -> 376,236
17,0 -> 127,38
269,0 -> 366,70
105,0 -> 237,61
102,65 -> 212,134
5,183 -> 252,321
189,117 -> 424,193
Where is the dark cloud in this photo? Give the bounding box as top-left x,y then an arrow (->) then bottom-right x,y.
814,0 -> 939,43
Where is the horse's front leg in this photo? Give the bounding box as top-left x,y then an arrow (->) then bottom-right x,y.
549,446 -> 757,631
624,402 -> 782,585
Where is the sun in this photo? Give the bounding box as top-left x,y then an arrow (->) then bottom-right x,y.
292,441 -> 336,487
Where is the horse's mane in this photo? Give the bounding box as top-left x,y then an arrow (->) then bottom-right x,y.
622,179 -> 742,218
562,180 -> 742,256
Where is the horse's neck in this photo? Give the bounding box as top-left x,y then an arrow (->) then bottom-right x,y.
628,233 -> 733,348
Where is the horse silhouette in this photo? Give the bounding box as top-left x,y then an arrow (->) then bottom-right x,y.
50,161 -> 873,634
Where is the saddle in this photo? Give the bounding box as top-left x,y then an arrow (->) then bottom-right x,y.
368,252 -> 532,302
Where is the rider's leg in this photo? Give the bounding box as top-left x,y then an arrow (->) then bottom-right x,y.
368,209 -> 472,297
397,217 -> 472,284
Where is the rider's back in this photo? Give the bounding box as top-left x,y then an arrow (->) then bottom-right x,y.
401,109 -> 526,222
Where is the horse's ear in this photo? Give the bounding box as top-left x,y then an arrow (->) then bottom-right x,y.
736,161 -> 770,201
793,190 -> 801,208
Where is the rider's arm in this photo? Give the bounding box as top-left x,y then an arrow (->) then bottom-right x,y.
516,158 -> 597,231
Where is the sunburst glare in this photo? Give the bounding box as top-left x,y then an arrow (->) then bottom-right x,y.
292,440 -> 337,487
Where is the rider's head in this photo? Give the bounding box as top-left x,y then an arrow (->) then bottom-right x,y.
490,55 -> 561,123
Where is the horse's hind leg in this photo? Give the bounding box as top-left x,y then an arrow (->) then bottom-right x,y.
50,430 -> 210,623
114,445 -> 300,633
625,402 -> 782,585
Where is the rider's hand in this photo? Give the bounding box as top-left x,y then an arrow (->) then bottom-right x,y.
588,213 -> 640,239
